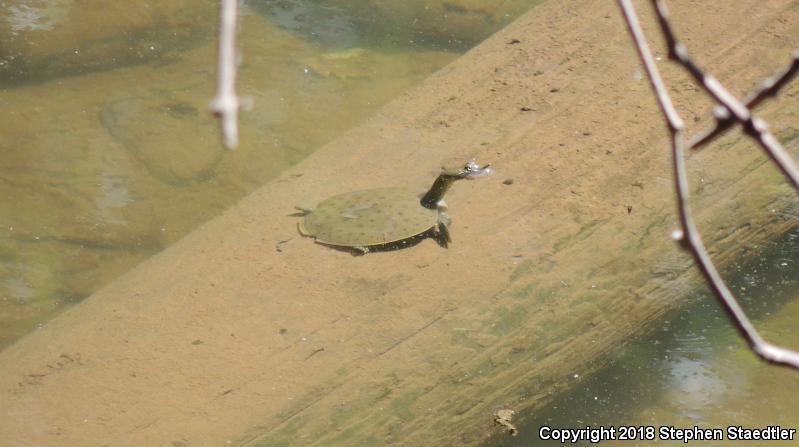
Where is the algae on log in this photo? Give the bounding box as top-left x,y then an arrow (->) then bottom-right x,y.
0,0 -> 798,446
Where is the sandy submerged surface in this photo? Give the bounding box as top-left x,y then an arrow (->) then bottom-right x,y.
0,7 -> 461,349
1,0 -> 798,446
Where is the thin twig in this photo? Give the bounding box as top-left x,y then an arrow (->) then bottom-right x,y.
690,51 -> 799,150
618,0 -> 799,369
211,0 -> 241,149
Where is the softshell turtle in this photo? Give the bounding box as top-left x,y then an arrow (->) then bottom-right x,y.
296,160 -> 493,253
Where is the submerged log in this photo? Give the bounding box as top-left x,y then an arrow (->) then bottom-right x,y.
1,0 -> 797,445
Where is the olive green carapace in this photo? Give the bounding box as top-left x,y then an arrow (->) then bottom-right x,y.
300,187 -> 439,247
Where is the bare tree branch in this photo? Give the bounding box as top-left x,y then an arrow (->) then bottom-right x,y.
650,0 -> 799,190
690,51 -> 799,150
618,0 -> 799,369
211,0 -> 241,149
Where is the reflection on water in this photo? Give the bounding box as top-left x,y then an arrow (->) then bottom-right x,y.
484,226 -> 799,447
248,0 -> 536,50
1,1 -> 217,84
6,3 -> 62,32
0,1 -> 538,349
248,0 -> 360,50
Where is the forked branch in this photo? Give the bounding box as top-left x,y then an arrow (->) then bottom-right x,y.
618,0 -> 799,369
690,51 -> 799,149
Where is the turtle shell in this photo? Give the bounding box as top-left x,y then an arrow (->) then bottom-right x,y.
301,187 -> 439,247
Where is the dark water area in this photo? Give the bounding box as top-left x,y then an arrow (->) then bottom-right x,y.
485,225 -> 799,447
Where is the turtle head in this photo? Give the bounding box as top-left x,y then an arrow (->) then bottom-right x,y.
440,159 -> 494,180
421,159 -> 493,209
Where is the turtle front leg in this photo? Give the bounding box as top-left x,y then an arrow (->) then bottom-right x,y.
435,210 -> 453,247
435,221 -> 452,246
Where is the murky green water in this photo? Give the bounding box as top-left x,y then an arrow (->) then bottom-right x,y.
0,0 -> 537,348
484,226 -> 799,447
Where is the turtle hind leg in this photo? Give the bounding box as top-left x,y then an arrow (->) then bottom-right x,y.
434,222 -> 451,248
